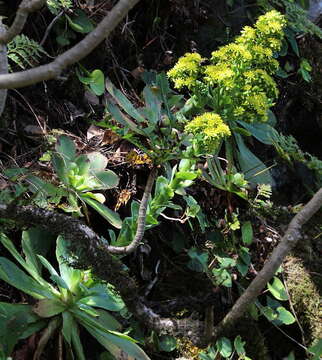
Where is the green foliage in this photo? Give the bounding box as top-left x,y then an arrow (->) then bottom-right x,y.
7,35 -> 47,71
167,11 -> 286,185
52,135 -> 122,228
199,335 -> 252,359
104,72 -> 188,164
0,232 -> 149,359
273,133 -> 322,187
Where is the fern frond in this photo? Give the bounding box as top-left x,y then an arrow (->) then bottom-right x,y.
47,0 -> 73,15
7,35 -> 48,71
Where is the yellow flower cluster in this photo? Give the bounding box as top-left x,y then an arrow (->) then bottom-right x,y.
167,53 -> 203,89
185,112 -> 231,153
167,10 -> 286,123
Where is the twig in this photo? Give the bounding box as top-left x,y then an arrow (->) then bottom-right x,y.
0,0 -> 141,89
40,10 -> 64,46
107,167 -> 158,254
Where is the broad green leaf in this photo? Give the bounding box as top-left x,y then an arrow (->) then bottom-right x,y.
0,257 -> 54,299
276,307 -> 295,325
235,134 -> 273,185
56,135 -> 76,162
216,337 -> 232,358
66,9 -> 94,33
90,70 -> 105,96
267,277 -> 288,301
81,196 -> 122,229
241,221 -> 253,245
93,170 -> 119,189
158,335 -> 177,352
238,121 -> 279,145
33,298 -> 66,318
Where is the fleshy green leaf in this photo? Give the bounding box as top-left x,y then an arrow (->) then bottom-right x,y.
0,257 -> 54,299
87,152 -> 108,172
81,196 -> 122,229
33,298 -> 66,318
56,135 -> 76,162
235,134 -> 273,185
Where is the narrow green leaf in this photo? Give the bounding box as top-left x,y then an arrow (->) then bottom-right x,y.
56,235 -> 82,292
81,196 -> 122,229
237,121 -> 279,145
0,257 -> 53,299
105,79 -> 146,123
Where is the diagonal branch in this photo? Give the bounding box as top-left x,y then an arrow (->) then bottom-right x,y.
0,18 -> 8,116
213,187 -> 322,338
0,0 -> 141,89
107,167 -> 158,254
0,0 -> 47,44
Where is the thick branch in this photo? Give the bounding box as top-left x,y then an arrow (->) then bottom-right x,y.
0,202 -> 204,344
0,0 -> 140,88
107,167 -> 158,254
0,0 -> 46,44
213,188 -> 322,337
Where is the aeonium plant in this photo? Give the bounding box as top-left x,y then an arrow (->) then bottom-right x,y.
0,230 -> 150,360
168,10 -> 286,185
52,135 -> 122,228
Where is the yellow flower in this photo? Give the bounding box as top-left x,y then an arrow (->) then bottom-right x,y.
167,53 -> 203,89
204,64 -> 234,83
185,112 -> 231,152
